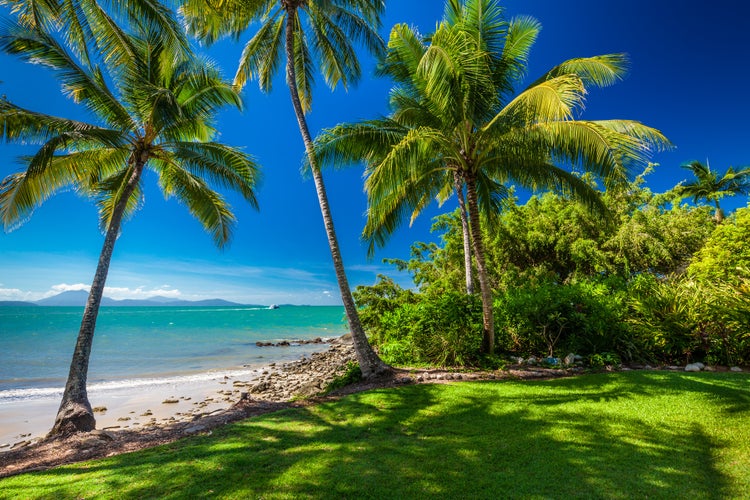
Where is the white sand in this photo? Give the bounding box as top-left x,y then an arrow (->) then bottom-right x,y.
0,368 -> 270,450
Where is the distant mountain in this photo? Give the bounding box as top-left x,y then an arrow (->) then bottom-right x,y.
0,301 -> 38,307
35,290 -> 97,306
111,297 -> 249,307
31,290 -> 251,307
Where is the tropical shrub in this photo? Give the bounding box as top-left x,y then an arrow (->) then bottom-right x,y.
626,274 -> 750,366
494,279 -> 631,359
355,284 -> 483,367
688,206 -> 750,284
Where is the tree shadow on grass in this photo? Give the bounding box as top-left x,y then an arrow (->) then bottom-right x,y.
522,370 -> 750,414
4,372 -> 745,499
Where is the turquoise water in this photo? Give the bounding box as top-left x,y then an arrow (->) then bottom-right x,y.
0,306 -> 347,401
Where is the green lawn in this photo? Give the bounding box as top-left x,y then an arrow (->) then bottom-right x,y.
2,371 -> 749,499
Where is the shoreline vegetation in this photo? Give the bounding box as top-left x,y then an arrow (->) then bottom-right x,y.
2,335 -> 746,479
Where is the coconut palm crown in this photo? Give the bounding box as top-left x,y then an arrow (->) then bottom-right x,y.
180,0 -> 390,377
0,16 -> 261,434
677,160 -> 750,223
314,0 -> 671,355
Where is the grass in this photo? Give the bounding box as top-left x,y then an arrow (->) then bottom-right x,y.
2,371 -> 749,499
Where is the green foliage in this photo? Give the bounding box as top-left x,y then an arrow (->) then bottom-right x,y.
353,275 -> 416,345
356,285 -> 483,367
494,279 -> 630,358
324,361 -> 363,394
407,292 -> 484,367
356,171 -> 732,367
485,178 -> 715,289
625,274 -> 750,365
587,352 -> 622,369
688,206 -> 750,284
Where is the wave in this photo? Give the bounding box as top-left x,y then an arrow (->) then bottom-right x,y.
0,367 -> 265,404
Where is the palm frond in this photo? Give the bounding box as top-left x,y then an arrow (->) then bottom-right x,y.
163,141 -> 261,209
0,148 -> 125,229
291,14 -> 315,112
0,21 -> 133,128
0,99 -> 125,147
308,2 -> 360,90
180,0 -> 265,44
494,15 -> 539,96
312,118 -> 409,172
155,161 -> 236,248
528,120 -> 670,188
376,23 -> 426,84
529,53 -> 629,89
233,13 -> 285,91
486,73 -> 585,131
95,166 -> 143,230
107,0 -> 190,56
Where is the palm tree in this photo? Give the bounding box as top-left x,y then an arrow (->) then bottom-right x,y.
180,0 -> 389,377
677,160 -> 750,223
314,0 -> 670,355
0,18 -> 261,435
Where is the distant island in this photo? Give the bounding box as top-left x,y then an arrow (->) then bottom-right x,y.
0,290 -> 265,308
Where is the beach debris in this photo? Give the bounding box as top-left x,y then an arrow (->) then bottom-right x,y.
141,410 -> 153,416
117,417 -> 131,422
92,406 -> 108,413
162,398 -> 180,404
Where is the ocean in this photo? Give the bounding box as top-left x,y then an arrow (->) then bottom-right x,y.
0,305 -> 348,404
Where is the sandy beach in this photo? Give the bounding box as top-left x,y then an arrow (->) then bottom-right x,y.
0,367 -> 272,450
0,338 -> 356,453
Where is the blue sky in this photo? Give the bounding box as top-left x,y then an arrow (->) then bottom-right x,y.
1,0 -> 749,305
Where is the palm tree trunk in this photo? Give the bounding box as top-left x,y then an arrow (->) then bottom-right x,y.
453,171 -> 474,294
49,160 -> 145,436
283,11 -> 388,379
714,201 -> 725,224
464,172 -> 494,354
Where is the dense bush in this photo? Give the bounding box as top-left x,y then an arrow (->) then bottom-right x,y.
356,283 -> 483,367
626,274 -> 750,366
494,279 -> 631,359
355,177 -> 748,369
688,206 -> 750,284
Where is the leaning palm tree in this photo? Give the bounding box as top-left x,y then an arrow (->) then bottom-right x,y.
315,0 -> 671,355
677,160 -> 750,223
180,0 -> 389,377
0,18 -> 261,435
